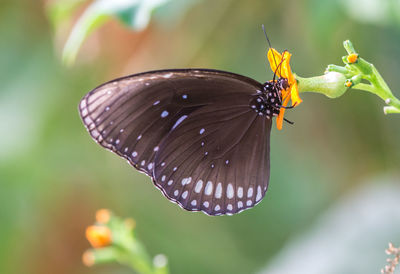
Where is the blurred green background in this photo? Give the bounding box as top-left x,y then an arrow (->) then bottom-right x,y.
1,0 -> 400,273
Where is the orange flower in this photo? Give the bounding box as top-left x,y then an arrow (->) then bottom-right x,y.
347,53 -> 358,64
82,250 -> 95,266
95,209 -> 111,224
267,48 -> 302,130
86,225 -> 112,248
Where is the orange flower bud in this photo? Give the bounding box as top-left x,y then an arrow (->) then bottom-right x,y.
347,53 -> 358,64
124,218 -> 136,230
86,225 -> 112,248
82,250 -> 95,266
95,209 -> 111,224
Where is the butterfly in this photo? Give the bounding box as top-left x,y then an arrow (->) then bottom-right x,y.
79,68 -> 290,216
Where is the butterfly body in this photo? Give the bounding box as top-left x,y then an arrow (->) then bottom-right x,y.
79,69 -> 283,215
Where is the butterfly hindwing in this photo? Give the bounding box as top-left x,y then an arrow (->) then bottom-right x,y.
153,102 -> 271,215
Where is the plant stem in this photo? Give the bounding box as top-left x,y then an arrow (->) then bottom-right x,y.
316,39 -> 400,114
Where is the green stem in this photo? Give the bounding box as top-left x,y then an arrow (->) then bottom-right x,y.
367,65 -> 400,111
384,106 -> 400,114
115,237 -> 156,274
319,40 -> 400,114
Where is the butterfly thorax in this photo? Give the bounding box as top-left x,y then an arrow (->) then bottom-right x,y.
250,77 -> 287,118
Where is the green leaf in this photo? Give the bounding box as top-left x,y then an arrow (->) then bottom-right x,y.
62,0 -> 171,66
46,0 -> 87,29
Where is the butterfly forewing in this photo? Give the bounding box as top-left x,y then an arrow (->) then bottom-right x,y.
79,69 -> 271,215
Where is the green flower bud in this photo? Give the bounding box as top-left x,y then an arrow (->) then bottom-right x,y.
295,72 -> 348,98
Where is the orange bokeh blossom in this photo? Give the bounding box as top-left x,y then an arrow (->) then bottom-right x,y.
86,225 -> 112,248
267,48 -> 302,130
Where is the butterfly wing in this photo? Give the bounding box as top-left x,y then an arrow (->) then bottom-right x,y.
79,69 -> 271,215
153,101 -> 271,215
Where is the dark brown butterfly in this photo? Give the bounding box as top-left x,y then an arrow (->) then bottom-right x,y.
79,68 -> 286,215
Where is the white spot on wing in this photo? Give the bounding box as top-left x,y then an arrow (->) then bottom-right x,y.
161,110 -> 169,118
153,100 -> 160,106
161,175 -> 166,182
84,117 -> 91,125
147,163 -> 153,170
203,201 -> 209,208
215,205 -> 220,211
195,180 -> 203,193
181,177 -> 192,186
182,191 -> 188,199
191,200 -> 197,206
227,184 -> 234,199
238,201 -> 243,208
204,181 -> 213,195
247,187 -> 253,198
199,128 -> 205,134
256,186 -> 262,202
132,151 -> 138,157
163,73 -> 173,78
246,200 -> 252,206
140,160 -> 145,166
172,115 -> 188,130
227,204 -> 233,211
80,100 -> 86,109
153,146 -> 159,152
174,190 -> 179,196
182,94 -> 188,99
137,135 -> 142,140
237,187 -> 243,198
91,130 -> 99,138
167,180 -> 173,186
215,183 -> 222,198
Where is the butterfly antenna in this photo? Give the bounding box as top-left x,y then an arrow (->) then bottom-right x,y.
262,24 -> 273,48
262,24 -> 279,82
269,56 -> 285,85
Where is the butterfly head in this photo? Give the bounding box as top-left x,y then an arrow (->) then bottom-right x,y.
276,77 -> 289,90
